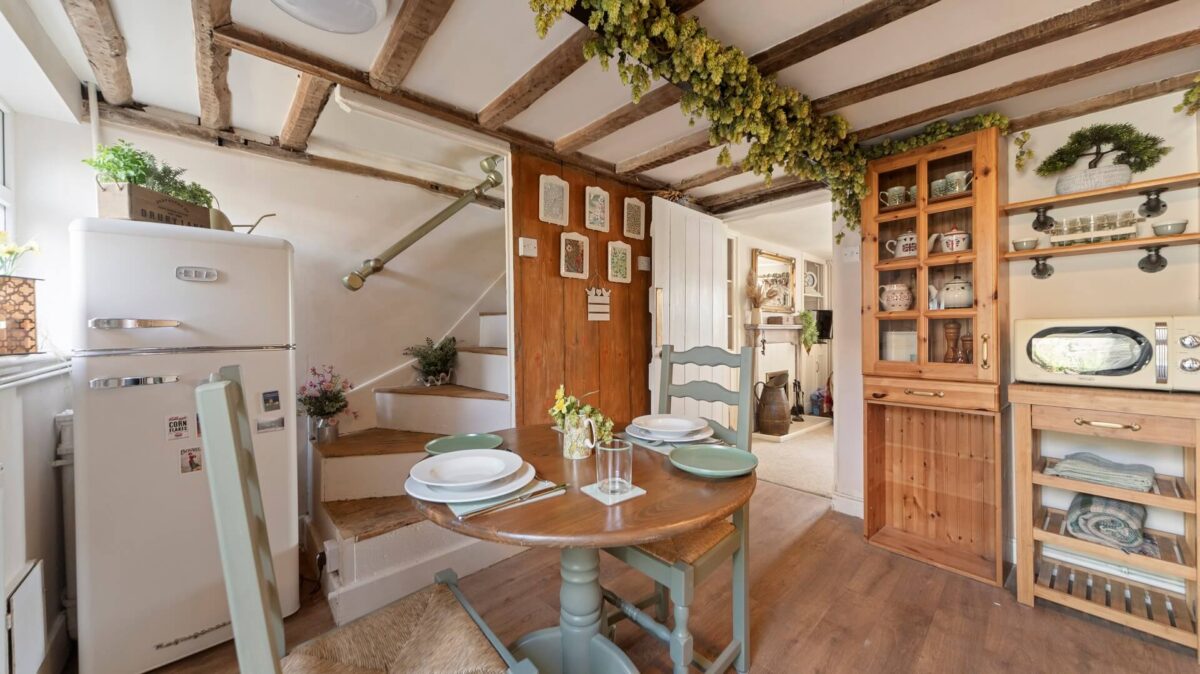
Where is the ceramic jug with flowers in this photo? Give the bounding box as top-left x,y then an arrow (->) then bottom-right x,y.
549,385 -> 615,459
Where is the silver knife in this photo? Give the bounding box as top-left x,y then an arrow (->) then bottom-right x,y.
461,483 -> 568,520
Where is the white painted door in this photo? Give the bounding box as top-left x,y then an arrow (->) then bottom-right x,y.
649,197 -> 729,425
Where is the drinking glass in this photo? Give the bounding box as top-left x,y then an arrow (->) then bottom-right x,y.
595,439 -> 633,494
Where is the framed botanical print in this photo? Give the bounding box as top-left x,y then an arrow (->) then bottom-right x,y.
623,197 -> 645,240
539,174 -> 568,226
752,248 -> 796,313
585,186 -> 609,232
560,232 -> 589,279
607,241 -> 632,284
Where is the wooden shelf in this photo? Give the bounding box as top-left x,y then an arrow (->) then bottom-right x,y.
876,310 -> 918,320
926,308 -> 976,319
1034,457 -> 1195,514
878,200 -> 917,214
926,251 -> 975,267
875,257 -> 919,271
1033,557 -> 1195,648
927,191 -> 972,208
744,323 -> 804,331
867,525 -> 997,586
875,206 -> 918,223
1034,507 -> 1195,580
1001,171 -> 1200,214
1004,232 -> 1200,262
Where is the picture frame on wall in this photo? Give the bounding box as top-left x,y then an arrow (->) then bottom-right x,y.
607,241 -> 632,284
560,232 -> 589,280
539,174 -> 569,226
752,248 -> 796,313
623,197 -> 645,240
585,186 -> 610,232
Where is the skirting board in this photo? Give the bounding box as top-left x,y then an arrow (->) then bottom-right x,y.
832,491 -> 863,519
752,416 -> 833,443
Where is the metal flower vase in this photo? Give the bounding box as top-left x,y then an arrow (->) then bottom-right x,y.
559,414 -> 598,460
312,416 -> 340,444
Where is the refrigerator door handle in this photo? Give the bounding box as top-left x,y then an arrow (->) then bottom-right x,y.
88,318 -> 182,329
89,375 -> 181,389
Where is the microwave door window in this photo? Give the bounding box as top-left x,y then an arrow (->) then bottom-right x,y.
1027,327 -> 1152,376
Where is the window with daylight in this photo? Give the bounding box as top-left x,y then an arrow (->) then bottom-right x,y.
0,102 -> 12,233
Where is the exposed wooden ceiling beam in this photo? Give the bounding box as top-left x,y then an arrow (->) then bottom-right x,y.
477,28 -> 591,129
556,0 -> 935,155
857,27 -> 1200,140
675,162 -> 742,191
814,0 -> 1178,114
697,176 -> 825,215
1009,69 -> 1200,132
191,0 -> 233,129
279,74 -> 334,151
61,0 -> 133,106
369,0 -> 457,92
211,23 -> 667,191
90,99 -> 505,209
616,128 -> 711,174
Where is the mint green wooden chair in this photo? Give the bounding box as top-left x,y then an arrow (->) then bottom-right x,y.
195,369 -> 535,674
602,345 -> 754,674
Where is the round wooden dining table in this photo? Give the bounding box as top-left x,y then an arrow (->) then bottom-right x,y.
411,424 -> 756,674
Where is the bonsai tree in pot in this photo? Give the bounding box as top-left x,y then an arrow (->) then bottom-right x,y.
1036,123 -> 1170,195
404,336 -> 457,386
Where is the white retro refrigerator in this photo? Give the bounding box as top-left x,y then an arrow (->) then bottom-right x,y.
69,219 -> 299,673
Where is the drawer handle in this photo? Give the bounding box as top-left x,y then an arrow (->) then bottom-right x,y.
980,334 -> 990,370
1074,417 -> 1141,432
904,389 -> 945,398
871,392 -> 887,399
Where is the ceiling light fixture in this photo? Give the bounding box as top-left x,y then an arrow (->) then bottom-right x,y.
269,0 -> 387,34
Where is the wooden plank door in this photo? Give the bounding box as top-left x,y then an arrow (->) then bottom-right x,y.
650,197 -> 729,425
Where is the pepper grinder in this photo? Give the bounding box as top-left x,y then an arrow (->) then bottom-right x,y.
958,329 -> 973,364
943,320 -> 961,363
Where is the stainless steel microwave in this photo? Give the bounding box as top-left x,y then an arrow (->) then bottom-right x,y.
1014,317 -> 1200,392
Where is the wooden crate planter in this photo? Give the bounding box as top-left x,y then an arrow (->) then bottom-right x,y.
0,276 -> 38,355
97,182 -> 229,229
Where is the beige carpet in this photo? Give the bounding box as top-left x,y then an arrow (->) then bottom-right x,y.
753,423 -> 835,497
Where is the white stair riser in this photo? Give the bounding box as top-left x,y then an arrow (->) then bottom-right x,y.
478,315 -> 507,349
455,352 -> 509,396
322,537 -> 522,625
375,392 -> 510,435
315,450 -> 425,502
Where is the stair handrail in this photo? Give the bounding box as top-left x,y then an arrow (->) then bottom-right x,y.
342,156 -> 504,291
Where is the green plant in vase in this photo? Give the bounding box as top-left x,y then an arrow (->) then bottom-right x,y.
1036,123 -> 1170,195
84,140 -> 216,207
550,385 -> 614,459
403,336 -> 457,386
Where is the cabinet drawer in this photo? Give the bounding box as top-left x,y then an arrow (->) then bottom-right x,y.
1031,405 -> 1195,446
864,377 -> 998,412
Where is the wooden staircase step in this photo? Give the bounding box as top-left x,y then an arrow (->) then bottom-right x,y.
478,311 -> 506,317
458,346 -> 507,356
375,384 -> 508,401
323,495 -> 423,543
318,428 -> 442,459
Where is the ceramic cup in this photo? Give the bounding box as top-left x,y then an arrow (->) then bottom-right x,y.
945,170 -> 974,194
879,186 -> 908,207
931,178 -> 948,198
907,185 -> 918,202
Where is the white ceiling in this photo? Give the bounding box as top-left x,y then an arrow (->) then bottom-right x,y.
18,0 -> 1200,210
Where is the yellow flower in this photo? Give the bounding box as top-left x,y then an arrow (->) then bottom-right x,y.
553,398 -> 567,414
554,385 -> 564,401
23,241 -> 38,253
1,244 -> 18,256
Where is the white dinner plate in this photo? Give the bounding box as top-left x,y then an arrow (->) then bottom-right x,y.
405,463 -> 535,504
626,424 -> 714,443
631,414 -> 708,437
409,449 -> 523,490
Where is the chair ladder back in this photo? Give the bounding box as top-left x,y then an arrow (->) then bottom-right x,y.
196,378 -> 286,674
657,345 -> 755,451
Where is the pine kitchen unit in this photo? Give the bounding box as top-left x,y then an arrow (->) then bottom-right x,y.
861,128 -> 1007,586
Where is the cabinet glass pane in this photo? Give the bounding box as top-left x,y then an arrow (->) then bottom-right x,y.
929,317 -> 974,364
928,150 -> 974,204
877,268 -> 917,313
879,319 -> 918,362
928,262 -> 974,311
878,166 -> 917,212
928,207 -> 973,259
878,217 -> 918,262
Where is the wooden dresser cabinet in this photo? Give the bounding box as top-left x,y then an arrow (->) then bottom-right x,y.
860,128 -> 1006,585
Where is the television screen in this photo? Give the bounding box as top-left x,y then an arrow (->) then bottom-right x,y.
815,310 -> 833,341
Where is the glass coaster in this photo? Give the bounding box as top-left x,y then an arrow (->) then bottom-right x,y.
581,482 -> 646,506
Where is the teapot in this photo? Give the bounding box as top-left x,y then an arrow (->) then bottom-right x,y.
928,226 -> 971,254
941,275 -> 974,309
878,283 -> 913,312
884,228 -> 918,258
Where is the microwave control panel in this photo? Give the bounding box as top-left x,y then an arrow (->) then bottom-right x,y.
1171,316 -> 1200,391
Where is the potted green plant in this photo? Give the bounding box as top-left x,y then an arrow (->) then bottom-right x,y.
1035,123 -> 1170,195
0,233 -> 39,355
403,336 -> 457,386
797,310 -> 819,354
83,140 -> 231,230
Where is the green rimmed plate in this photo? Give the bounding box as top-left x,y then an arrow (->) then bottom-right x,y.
425,433 -> 504,455
669,445 -> 758,478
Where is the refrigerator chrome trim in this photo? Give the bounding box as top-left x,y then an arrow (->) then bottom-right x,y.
88,318 -> 182,329
89,375 -> 181,389
73,344 -> 296,357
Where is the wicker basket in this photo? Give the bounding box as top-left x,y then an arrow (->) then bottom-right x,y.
1054,164 -> 1132,195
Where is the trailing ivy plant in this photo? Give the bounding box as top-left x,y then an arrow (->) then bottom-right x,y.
528,0 -> 1010,232
1035,123 -> 1170,177
1176,74 -> 1200,116
84,140 -> 216,208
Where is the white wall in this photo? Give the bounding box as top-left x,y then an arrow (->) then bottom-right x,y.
831,223 -> 863,516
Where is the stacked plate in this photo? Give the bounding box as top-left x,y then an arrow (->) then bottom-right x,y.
625,414 -> 714,443
404,449 -> 535,504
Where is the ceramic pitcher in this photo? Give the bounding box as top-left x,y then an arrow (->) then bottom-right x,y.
884,229 -> 918,258
878,283 -> 914,312
754,373 -> 791,436
941,275 -> 974,308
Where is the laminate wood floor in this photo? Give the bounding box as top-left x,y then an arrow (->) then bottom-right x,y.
142,481 -> 1198,673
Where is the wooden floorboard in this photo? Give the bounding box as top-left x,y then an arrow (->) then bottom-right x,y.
137,481 -> 1199,673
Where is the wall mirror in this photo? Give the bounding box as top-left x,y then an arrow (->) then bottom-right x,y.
752,249 -> 796,313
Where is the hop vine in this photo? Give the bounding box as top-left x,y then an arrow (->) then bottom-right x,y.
1176,74 -> 1200,116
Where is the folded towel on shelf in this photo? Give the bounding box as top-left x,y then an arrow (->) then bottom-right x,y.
1065,493 -> 1152,554
1045,452 -> 1156,492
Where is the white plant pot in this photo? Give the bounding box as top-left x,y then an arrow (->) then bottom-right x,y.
1054,164 -> 1132,195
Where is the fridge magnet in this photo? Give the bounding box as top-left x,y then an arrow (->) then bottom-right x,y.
585,186 -> 610,232
623,197 -> 646,240
560,232 -> 589,280
539,174 -> 569,226
608,241 -> 632,284
166,414 -> 192,441
261,390 -> 281,412
180,447 -> 203,474
587,287 -> 611,321
255,416 -> 286,433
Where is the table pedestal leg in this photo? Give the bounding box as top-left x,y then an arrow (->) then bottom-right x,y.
510,547 -> 638,674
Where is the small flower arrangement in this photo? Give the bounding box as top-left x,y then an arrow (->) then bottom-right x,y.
297,365 -> 357,420
550,385 -> 614,442
0,233 -> 39,276
403,336 -> 457,386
